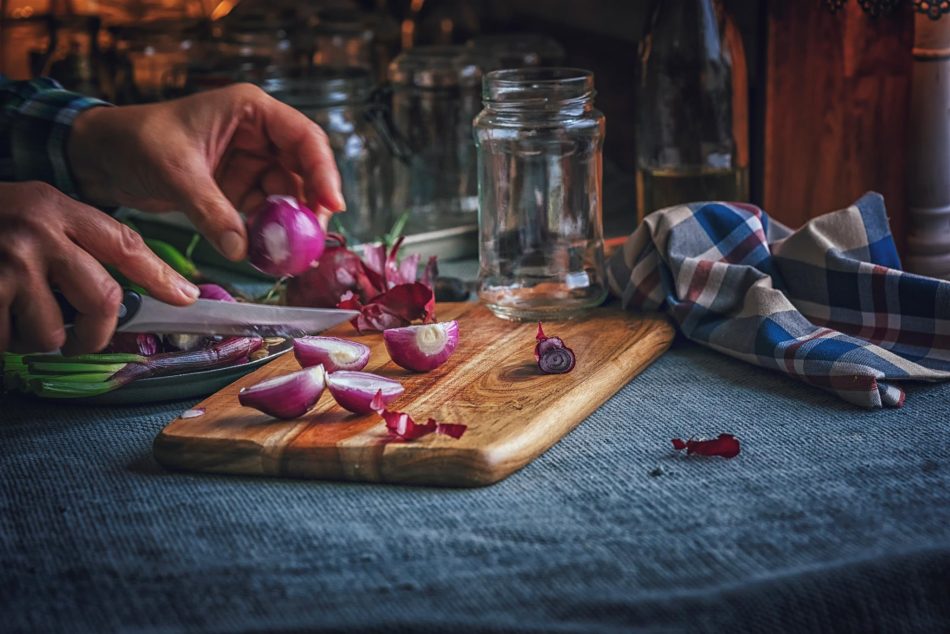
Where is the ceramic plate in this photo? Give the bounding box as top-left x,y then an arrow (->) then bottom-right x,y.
78,341 -> 292,405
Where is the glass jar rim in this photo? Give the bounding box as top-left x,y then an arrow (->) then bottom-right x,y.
263,67 -> 376,108
389,45 -> 481,89
482,67 -> 594,105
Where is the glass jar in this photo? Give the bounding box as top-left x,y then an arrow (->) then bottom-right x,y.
263,68 -> 396,244
389,45 -> 481,234
635,0 -> 749,223
466,33 -> 565,72
474,68 -> 608,321
312,8 -> 375,73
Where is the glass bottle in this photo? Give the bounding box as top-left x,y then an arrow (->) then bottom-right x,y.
636,0 -> 749,223
264,68 -> 396,244
474,68 -> 608,321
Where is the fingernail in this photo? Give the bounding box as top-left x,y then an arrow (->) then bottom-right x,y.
178,280 -> 200,300
219,231 -> 245,260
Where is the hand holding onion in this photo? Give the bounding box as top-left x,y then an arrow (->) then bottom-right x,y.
67,84 -> 345,263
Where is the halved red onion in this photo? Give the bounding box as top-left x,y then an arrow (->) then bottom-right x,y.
383,321 -> 459,372
293,336 -> 370,372
247,195 -> 326,277
326,371 -> 404,414
238,364 -> 326,419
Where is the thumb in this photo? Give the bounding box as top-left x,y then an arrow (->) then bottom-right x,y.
172,169 -> 247,261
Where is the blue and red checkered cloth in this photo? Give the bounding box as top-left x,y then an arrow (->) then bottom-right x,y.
607,192 -> 950,408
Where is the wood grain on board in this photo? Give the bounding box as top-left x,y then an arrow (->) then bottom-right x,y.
154,302 -> 674,487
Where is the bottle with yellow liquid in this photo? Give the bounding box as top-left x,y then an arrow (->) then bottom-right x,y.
636,0 -> 749,223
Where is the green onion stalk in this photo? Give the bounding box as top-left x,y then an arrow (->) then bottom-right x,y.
2,337 -> 261,399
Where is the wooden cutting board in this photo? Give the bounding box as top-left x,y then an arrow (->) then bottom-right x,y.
153,302 -> 674,487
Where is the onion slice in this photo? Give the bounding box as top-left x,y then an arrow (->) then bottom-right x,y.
534,322 -> 576,374
238,365 -> 326,419
383,321 -> 459,372
293,336 -> 370,372
326,371 -> 404,414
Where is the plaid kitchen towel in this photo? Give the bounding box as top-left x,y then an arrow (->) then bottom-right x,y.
607,191 -> 950,408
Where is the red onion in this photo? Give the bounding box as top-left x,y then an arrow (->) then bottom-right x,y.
293,336 -> 370,372
326,370 -> 404,414
198,283 -> 236,302
105,332 -> 161,356
534,322 -> 575,374
383,321 -> 459,372
247,195 -> 325,277
238,364 -> 326,419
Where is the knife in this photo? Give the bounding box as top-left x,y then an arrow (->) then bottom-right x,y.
57,290 -> 358,338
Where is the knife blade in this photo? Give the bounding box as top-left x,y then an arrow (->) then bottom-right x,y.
58,290 -> 358,338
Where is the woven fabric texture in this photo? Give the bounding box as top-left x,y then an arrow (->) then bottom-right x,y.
2,341 -> 948,633
607,192 -> 950,408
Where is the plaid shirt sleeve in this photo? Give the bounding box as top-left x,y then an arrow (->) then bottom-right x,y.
0,77 -> 110,198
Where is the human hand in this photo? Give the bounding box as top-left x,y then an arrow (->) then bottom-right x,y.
0,181 -> 199,354
67,83 -> 344,262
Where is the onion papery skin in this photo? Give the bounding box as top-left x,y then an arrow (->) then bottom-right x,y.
238,364 -> 326,419
247,195 -> 326,277
383,321 -> 459,372
326,371 -> 404,414
293,336 -> 370,372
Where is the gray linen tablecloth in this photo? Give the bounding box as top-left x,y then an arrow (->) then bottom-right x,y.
2,336 -> 948,633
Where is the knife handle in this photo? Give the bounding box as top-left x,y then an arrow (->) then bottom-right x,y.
54,289 -> 143,329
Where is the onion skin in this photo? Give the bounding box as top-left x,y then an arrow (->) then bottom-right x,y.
238,364 -> 326,419
383,321 -> 459,372
293,336 -> 370,372
247,195 -> 326,277
326,371 -> 404,414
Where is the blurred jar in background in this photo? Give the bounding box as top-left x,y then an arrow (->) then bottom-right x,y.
46,15 -> 105,97
401,0 -> 481,50
264,68 -> 398,244
312,8 -> 374,73
466,33 -> 565,72
216,6 -> 302,74
110,20 -> 207,102
635,0 -> 749,222
389,45 -> 481,233
0,1 -> 51,80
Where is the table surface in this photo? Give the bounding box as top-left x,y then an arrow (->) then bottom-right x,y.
2,327 -> 949,633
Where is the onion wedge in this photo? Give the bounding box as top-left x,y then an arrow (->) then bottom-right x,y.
238,365 -> 326,419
